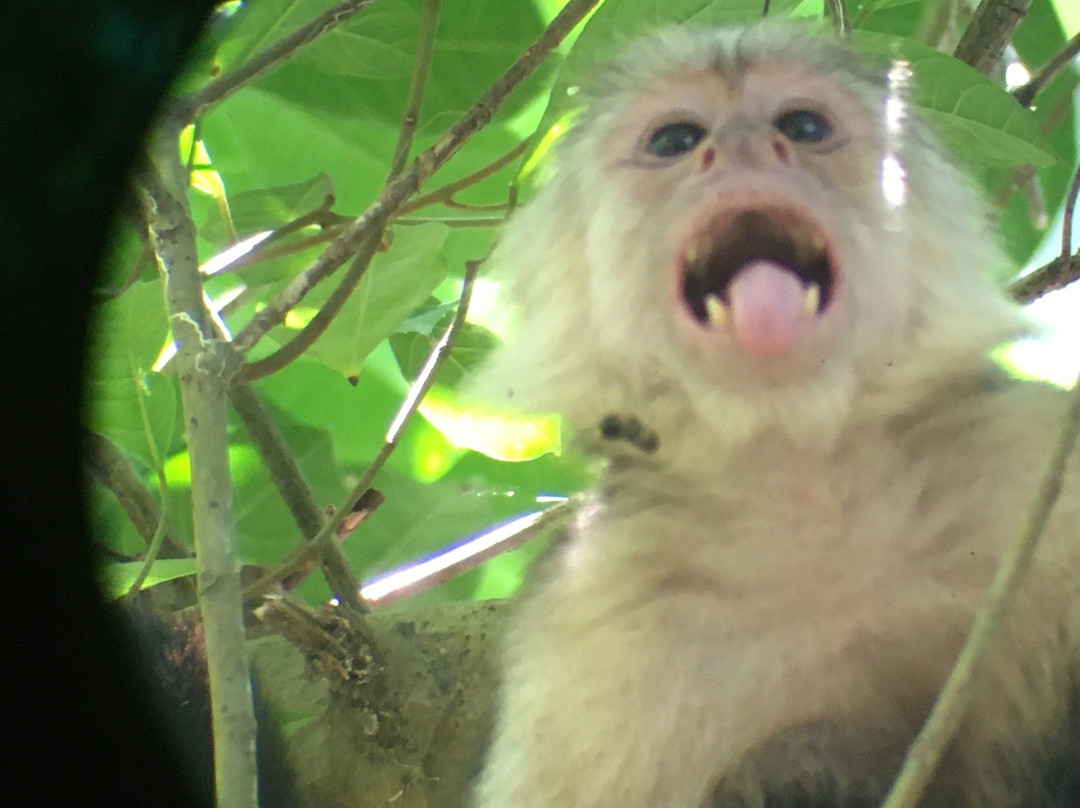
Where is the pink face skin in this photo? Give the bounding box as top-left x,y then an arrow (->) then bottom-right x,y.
594,60 -> 886,370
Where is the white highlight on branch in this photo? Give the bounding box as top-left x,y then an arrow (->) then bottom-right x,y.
360,504 -> 565,607
201,230 -> 273,276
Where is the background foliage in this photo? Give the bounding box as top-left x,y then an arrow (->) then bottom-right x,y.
88,0 -> 1079,609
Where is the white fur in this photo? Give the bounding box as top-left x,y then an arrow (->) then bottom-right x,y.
471,23 -> 1078,808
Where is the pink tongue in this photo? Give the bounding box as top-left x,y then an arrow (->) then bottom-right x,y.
727,260 -> 808,359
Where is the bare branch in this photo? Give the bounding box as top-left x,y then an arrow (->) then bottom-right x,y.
953,0 -> 1033,74
387,0 -> 441,182
397,216 -> 507,228
237,229 -> 382,381
174,0 -> 376,121
241,256 -> 485,606
1009,250 -> 1080,302
230,0 -> 602,358
1013,30 -> 1080,108
229,383 -> 367,614
84,429 -> 191,559
141,133 -> 258,808
229,385 -> 324,540
1061,161 -> 1080,259
399,139 -> 530,214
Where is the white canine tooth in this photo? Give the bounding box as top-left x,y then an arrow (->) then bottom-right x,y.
802,282 -> 821,315
705,294 -> 727,327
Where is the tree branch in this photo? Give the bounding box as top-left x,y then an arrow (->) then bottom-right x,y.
84,429 -> 191,559
140,129 -> 258,808
1013,30 -> 1080,108
953,0 -> 1033,74
399,138 -> 529,214
1009,250 -> 1080,302
1060,161 -> 1080,259
230,0 -> 603,358
241,256 -> 483,605
174,0 -> 377,120
237,229 -> 382,381
229,383 -> 368,614
386,0 -> 441,182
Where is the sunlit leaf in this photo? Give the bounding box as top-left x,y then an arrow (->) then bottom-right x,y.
419,387 -> 561,462
271,222 -> 449,376
100,559 -> 198,598
855,32 -> 1059,168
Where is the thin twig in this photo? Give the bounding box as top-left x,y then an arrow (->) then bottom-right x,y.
399,139 -> 530,214
229,383 -> 368,614
93,244 -> 152,302
229,384 -> 325,539
241,257 -> 485,605
387,0 -> 441,182
84,430 -> 192,559
174,0 -> 376,121
1060,163 -> 1080,260
444,200 -> 510,213
825,0 -> 851,37
230,0 -> 601,358
880,377 -> 1080,808
212,222 -> 350,276
953,0 -> 1033,74
238,229 -> 382,381
1013,31 -> 1080,108
205,200 -> 344,277
397,216 -> 506,228
1009,250 -> 1080,303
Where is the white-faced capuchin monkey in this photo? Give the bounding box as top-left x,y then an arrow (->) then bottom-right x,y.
469,22 -> 1080,808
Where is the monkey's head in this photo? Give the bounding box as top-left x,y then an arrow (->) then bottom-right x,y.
472,24 -> 1025,461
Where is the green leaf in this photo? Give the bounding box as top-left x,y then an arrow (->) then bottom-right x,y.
86,279 -> 177,471
100,558 -> 197,598
200,87 -> 400,214
199,173 -> 334,243
418,387 -> 561,463
854,32 -> 1058,168
270,222 -> 449,376
253,355 -> 402,466
390,317 -> 501,390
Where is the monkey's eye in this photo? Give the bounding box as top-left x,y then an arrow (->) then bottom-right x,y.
774,109 -> 833,144
646,122 -> 706,157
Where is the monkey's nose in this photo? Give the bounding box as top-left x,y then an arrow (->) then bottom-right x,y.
702,131 -> 792,173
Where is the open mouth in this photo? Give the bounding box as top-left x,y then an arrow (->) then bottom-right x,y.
678,208 -> 837,357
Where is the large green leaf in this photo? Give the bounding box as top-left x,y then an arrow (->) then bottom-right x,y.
266,222 -> 449,375
855,31 -> 1059,169
390,315 -> 500,390
253,354 -> 402,466
86,279 -> 178,472
200,87 -> 400,213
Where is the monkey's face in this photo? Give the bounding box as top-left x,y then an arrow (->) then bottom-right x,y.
477,31 -> 1020,451
576,58 -> 919,395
